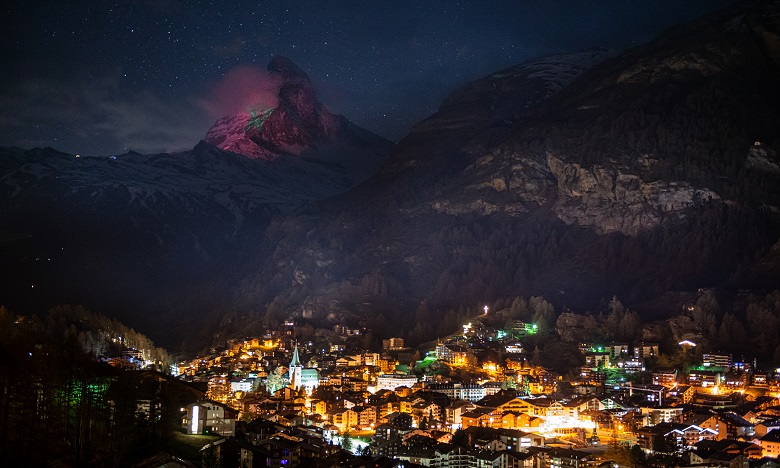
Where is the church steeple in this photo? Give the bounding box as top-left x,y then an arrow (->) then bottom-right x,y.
289,342 -> 303,390
290,343 -> 302,368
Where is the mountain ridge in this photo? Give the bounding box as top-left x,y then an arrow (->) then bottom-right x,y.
4,3 -> 780,351
221,1 -> 780,345
0,58 -> 396,348
204,55 -> 393,184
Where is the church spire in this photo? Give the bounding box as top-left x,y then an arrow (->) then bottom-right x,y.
290,342 -> 302,368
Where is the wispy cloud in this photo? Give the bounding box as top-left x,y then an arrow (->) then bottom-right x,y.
196,64 -> 282,118
0,67 -> 212,154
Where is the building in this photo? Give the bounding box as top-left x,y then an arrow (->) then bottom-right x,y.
759,429 -> 780,459
652,368 -> 678,388
183,400 -> 238,436
583,351 -> 610,368
636,422 -> 717,453
377,373 -> 419,391
688,369 -> 722,388
426,383 -> 487,402
200,437 -> 269,468
231,378 -> 258,393
383,337 -> 405,350
546,447 -> 596,468
702,353 -> 732,370
475,450 -> 534,467
446,400 -> 476,428
288,344 -> 319,392
436,343 -> 476,367
633,342 -> 659,359
639,406 -> 683,427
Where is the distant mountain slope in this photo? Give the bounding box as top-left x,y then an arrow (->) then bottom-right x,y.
227,1 -> 780,342
0,58 -> 395,348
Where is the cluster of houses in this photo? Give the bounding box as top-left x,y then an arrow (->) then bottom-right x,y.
172,321 -> 780,467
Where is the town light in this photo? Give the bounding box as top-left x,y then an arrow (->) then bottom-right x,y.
191,406 -> 199,433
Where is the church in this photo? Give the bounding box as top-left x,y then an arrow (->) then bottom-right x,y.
288,343 -> 320,393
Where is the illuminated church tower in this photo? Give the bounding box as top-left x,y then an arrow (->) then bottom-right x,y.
287,343 -> 319,393
289,343 -> 303,390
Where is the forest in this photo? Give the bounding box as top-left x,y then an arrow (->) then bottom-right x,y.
0,305 -> 188,466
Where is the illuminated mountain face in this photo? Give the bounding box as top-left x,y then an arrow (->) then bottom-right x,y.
204,56 -> 394,184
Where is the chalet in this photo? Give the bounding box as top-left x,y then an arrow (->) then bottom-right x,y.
353,405 -> 377,427
395,446 -> 436,466
436,343 -> 477,367
756,418 -> 780,437
601,397 -> 630,410
182,400 -> 238,437
667,384 -> 695,405
652,368 -> 678,387
475,449 -> 534,467
499,429 -> 544,450
753,373 -> 769,386
243,418 -> 285,445
546,447 -> 597,468
693,439 -> 763,461
446,400 -> 477,427
328,407 -> 358,432
636,422 -> 717,453
638,406 -> 683,427
563,396 -> 604,416
759,429 -> 780,459
682,410 -> 755,442
633,342 -> 659,359
426,383 -> 487,402
258,433 -> 324,467
433,444 -> 476,467
412,401 -> 442,424
585,350 -> 611,367
716,411 -> 755,440
684,449 -> 749,468
461,407 -> 496,429
688,369 -> 722,388
200,437 -> 270,468
723,371 -> 749,390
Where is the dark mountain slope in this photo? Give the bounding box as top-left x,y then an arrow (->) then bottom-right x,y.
227,1 -> 780,342
0,58 -> 395,348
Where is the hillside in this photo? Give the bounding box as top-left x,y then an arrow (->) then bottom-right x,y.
0,58 -> 394,348
225,1 -> 780,344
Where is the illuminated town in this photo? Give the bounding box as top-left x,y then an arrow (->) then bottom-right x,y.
168,307 -> 780,467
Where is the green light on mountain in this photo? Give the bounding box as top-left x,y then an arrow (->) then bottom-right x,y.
245,108 -> 276,133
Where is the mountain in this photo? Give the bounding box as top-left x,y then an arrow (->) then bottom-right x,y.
204,55 -> 394,185
225,1 -> 780,344
0,58 -> 394,348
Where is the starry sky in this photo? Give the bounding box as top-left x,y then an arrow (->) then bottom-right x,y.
1,0 -> 743,156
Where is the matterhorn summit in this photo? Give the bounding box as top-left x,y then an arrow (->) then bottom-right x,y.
205,55 -> 394,184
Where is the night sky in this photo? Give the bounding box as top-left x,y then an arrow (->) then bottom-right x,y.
1,1 -> 743,156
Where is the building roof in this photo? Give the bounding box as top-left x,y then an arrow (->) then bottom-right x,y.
761,429 -> 780,443
462,407 -> 494,418
290,344 -> 302,368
